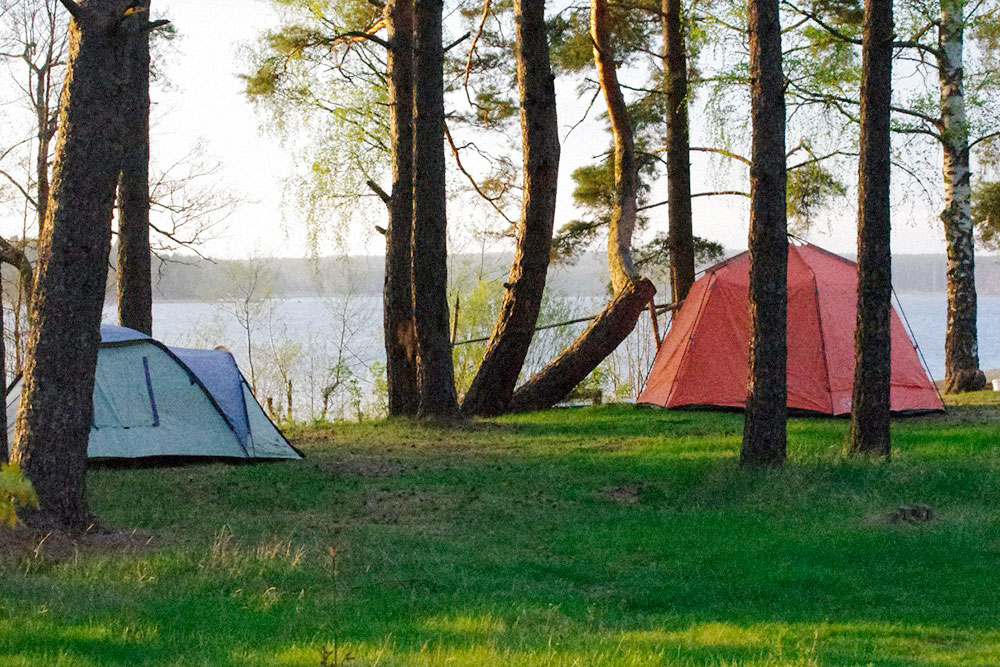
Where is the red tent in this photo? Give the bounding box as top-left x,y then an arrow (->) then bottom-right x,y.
638,243 -> 943,415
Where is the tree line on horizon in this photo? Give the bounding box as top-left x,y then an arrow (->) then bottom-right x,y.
0,0 -> 997,528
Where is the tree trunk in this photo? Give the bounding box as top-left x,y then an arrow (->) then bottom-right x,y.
411,0 -> 461,419
11,0 -> 132,530
509,279 -> 655,412
938,0 -> 984,394
384,0 -> 420,417
662,0 -> 695,302
35,70 -> 53,237
460,0 -> 560,417
741,0 -> 787,468
507,0 -> 655,413
117,0 -> 153,335
849,0 -> 893,457
0,291 -> 6,464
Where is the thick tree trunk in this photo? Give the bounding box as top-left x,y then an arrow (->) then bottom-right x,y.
11,0 -> 131,530
741,0 -> 787,467
507,0 -> 654,413
117,0 -> 153,335
460,0 -> 560,417
938,0 -> 984,394
662,0 -> 694,302
849,0 -> 893,456
411,0 -> 461,419
384,0 -> 420,417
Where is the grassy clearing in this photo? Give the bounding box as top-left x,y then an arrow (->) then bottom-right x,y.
1,400 -> 999,666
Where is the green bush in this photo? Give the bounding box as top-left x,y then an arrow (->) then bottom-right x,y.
0,463 -> 38,527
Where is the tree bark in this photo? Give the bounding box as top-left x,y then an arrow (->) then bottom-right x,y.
849,0 -> 893,457
384,0 -> 420,417
507,0 -> 655,413
117,0 -> 153,335
662,0 -> 695,302
11,0 -> 132,530
460,0 -> 560,417
411,0 -> 461,419
35,67 -> 54,237
938,0 -> 984,394
0,291 -> 6,463
741,0 -> 787,468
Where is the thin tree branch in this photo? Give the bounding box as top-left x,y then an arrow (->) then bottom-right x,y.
332,30 -> 392,50
444,122 -> 514,225
366,179 -> 391,205
689,146 -> 752,166
638,191 -> 750,211
444,31 -> 472,53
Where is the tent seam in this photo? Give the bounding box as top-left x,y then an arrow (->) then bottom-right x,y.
665,272 -> 716,408
799,247 -> 836,414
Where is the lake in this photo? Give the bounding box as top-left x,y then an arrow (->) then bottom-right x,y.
106,291 -> 999,419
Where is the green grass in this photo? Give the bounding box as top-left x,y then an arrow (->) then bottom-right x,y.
2,402 -> 1000,666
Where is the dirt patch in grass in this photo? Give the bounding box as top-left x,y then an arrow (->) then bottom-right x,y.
326,458 -> 411,479
364,489 -> 460,525
600,485 -> 642,505
0,525 -> 156,563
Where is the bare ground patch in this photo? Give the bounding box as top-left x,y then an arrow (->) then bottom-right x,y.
600,485 -> 642,505
364,488 -> 461,525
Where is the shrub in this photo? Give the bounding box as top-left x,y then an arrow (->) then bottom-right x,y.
0,463 -> 38,527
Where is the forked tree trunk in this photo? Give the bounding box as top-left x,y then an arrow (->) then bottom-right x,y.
849,0 -> 893,456
11,0 -> 132,530
508,0 -> 655,413
384,0 -> 420,417
938,0 -> 984,394
663,0 -> 695,302
460,0 -> 560,417
117,0 -> 153,335
411,0 -> 461,419
740,0 -> 787,467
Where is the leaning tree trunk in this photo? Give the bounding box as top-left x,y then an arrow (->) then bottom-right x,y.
508,0 -> 655,413
740,0 -> 787,467
411,0 -> 461,419
11,0 -> 132,530
460,0 -> 560,417
384,0 -> 420,417
663,0 -> 695,302
938,0 -> 984,394
117,0 -> 153,335
849,0 -> 894,457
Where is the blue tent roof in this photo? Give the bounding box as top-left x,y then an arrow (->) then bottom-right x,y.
100,324 -> 150,344
169,346 -> 252,448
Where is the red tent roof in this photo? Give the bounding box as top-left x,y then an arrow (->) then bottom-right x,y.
638,243 -> 944,415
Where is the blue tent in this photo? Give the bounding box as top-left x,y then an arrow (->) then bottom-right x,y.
6,325 -> 302,460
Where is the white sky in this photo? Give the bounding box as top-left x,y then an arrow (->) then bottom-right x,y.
40,0 -> 965,259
